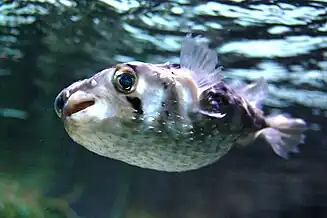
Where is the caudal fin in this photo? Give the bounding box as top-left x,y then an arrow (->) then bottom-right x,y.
258,114 -> 308,159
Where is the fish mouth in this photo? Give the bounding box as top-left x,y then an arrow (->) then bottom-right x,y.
63,91 -> 96,117
64,100 -> 95,117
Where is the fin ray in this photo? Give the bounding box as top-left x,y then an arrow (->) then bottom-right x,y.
233,77 -> 268,109
180,34 -> 223,91
259,114 -> 307,159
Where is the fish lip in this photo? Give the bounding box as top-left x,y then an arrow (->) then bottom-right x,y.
63,96 -> 95,117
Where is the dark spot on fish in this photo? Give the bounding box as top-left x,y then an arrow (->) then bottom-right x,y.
165,111 -> 170,117
220,95 -> 229,105
126,96 -> 143,114
163,82 -> 168,89
215,64 -> 221,69
161,102 -> 166,107
170,63 -> 181,69
121,132 -> 128,138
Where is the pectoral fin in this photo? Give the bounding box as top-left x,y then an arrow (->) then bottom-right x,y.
232,77 -> 268,110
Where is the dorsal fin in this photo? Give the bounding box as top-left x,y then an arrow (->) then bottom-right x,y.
233,77 -> 268,109
180,34 -> 223,92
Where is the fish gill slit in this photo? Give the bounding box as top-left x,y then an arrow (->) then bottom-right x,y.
126,96 -> 143,115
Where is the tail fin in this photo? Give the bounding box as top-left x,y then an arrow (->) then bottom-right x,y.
258,114 -> 307,159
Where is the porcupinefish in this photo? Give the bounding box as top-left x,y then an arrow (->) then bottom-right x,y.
54,35 -> 307,172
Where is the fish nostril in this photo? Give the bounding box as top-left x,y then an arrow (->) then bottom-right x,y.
54,92 -> 66,117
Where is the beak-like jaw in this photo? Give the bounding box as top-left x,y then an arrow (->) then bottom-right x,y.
54,90 -> 95,119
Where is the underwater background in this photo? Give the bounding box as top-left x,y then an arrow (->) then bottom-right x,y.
1,0 -> 327,217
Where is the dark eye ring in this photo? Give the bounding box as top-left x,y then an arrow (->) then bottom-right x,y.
113,68 -> 137,94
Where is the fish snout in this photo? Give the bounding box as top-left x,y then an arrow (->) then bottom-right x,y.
54,91 -> 67,118
54,90 -> 95,118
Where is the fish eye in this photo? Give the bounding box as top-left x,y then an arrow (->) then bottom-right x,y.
113,68 -> 137,94
213,95 -> 228,106
205,92 -> 228,106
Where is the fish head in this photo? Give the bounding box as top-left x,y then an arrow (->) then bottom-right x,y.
54,61 -> 176,139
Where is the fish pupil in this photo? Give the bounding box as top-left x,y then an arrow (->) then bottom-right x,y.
118,73 -> 134,90
211,99 -> 220,112
207,95 -> 228,114
211,99 -> 220,106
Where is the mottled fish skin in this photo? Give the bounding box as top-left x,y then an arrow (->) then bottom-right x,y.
54,36 -> 307,172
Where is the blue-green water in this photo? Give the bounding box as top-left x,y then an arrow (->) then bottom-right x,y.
1,1 -> 327,218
